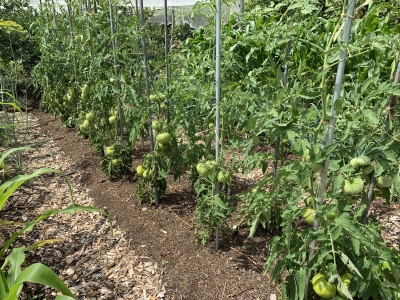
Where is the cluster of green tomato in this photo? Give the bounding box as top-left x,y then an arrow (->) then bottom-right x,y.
301,198 -> 338,226
196,160 -> 231,184
312,272 -> 354,299
135,131 -> 171,180
105,145 -> 122,166
344,155 -> 395,195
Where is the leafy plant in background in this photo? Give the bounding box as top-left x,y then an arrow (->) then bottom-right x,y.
0,96 -> 28,173
0,0 -> 40,96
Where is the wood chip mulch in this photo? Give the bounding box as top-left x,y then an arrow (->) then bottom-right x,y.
1,112 -> 165,300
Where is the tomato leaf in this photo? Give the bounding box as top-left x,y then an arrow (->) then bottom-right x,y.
249,212 -> 261,238
213,195 -> 228,210
337,277 -> 353,299
340,252 -> 363,279
329,224 -> 342,240
295,267 -> 306,300
307,249 -> 329,269
392,175 -> 400,199
332,175 -> 344,193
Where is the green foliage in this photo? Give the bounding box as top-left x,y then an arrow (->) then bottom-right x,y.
0,97 -> 30,173
0,0 -> 39,74
194,160 -> 233,244
30,0 -> 400,297
1,247 -> 75,300
135,122 -> 188,203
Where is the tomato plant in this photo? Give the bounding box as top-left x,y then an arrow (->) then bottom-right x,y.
29,0 -> 400,297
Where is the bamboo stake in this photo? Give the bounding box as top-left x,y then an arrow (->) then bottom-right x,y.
50,0 -> 62,52
83,0 -> 90,27
108,0 -> 124,144
214,0 -> 222,250
272,40 -> 292,179
304,1 -> 356,298
361,60 -> 400,224
163,0 -> 170,123
139,0 -> 159,205
67,0 -> 74,48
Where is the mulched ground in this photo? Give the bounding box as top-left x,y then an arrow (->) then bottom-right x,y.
2,109 -> 399,300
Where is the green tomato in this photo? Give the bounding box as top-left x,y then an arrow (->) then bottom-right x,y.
302,208 -> 315,225
86,112 -> 94,122
208,123 -> 214,129
111,159 -> 122,166
81,120 -> 90,130
143,169 -> 153,180
206,153 -> 215,160
343,177 -> 364,195
304,149 -> 311,162
217,171 -> 231,183
79,124 -> 88,132
311,163 -> 323,173
361,164 -> 374,175
109,77 -> 115,83
350,155 -> 371,168
74,35 -> 82,43
312,273 -> 337,299
205,160 -> 217,169
376,175 -> 395,187
149,94 -> 157,101
106,146 -> 115,156
152,121 -> 162,132
66,90 -> 74,102
156,132 -> 171,144
326,208 -> 339,220
109,116 -> 118,125
136,165 -> 145,176
81,84 -> 89,100
312,273 -> 327,286
196,163 -> 211,177
158,142 -> 169,150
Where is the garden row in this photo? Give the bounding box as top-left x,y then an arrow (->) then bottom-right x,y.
2,0 -> 400,298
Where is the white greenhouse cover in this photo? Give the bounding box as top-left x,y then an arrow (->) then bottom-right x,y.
28,0 -> 204,8
26,0 -> 239,28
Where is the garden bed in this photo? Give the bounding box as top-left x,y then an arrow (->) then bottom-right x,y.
3,109 -> 399,299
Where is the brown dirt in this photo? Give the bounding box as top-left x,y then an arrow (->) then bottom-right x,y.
26,109 -> 279,300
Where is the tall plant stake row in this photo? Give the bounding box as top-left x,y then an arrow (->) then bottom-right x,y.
214,0 -> 222,250
50,0 -> 62,52
163,0 -> 170,123
108,0 -> 124,144
139,0 -> 159,205
304,0 -> 356,298
273,39 -> 292,179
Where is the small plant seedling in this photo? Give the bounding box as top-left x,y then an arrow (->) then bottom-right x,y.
161,260 -> 168,267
